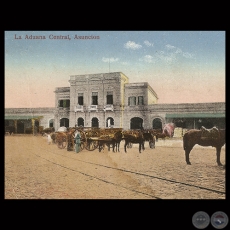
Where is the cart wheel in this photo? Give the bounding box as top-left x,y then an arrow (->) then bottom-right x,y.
85,140 -> 98,151
80,141 -> 85,151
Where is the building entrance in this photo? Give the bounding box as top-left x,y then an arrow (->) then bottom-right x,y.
152,118 -> 162,130
130,117 -> 143,129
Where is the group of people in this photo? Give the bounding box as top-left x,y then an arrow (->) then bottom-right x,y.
46,130 -> 81,153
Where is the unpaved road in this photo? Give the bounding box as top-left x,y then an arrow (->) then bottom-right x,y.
4,135 -> 226,199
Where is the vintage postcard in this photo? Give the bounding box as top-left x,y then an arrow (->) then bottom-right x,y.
5,31 -> 225,200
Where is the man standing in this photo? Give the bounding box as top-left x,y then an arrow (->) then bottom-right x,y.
74,130 -> 81,153
47,133 -> 52,145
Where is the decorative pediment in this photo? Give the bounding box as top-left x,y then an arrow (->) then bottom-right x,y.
106,86 -> 114,90
90,77 -> 101,81
90,87 -> 100,90
75,88 -> 86,91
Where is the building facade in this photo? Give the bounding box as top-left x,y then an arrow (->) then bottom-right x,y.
5,72 -> 225,134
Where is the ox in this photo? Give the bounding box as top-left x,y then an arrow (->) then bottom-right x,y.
123,130 -> 145,153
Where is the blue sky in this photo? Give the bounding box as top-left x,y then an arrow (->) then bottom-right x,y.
5,31 -> 225,108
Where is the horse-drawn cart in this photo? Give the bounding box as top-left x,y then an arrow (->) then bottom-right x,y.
55,126 -> 68,149
66,127 -> 123,152
53,126 -> 123,152
65,127 -> 100,151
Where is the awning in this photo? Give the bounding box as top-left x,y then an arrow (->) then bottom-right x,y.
5,115 -> 43,120
166,113 -> 225,118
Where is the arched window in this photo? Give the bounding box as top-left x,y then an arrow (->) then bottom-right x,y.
152,118 -> 162,130
106,117 -> 114,127
77,117 -> 84,127
130,117 -> 143,129
92,117 -> 99,128
60,118 -> 69,127
49,119 -> 54,128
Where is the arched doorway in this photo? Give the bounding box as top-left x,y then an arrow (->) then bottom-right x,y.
35,120 -> 39,134
77,117 -> 84,127
17,120 -> 24,133
60,118 -> 69,127
152,118 -> 162,130
92,117 -> 99,128
49,119 -> 54,128
130,117 -> 143,129
106,117 -> 114,127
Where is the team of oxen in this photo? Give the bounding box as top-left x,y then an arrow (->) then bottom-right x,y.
42,123 -> 225,167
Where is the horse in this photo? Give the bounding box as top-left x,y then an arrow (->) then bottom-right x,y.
41,127 -> 55,136
123,130 -> 145,153
98,130 -> 123,152
50,132 -> 57,144
142,130 -> 155,149
183,127 -> 225,166
55,132 -> 67,149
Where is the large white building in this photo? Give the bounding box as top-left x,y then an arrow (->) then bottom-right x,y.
5,72 -> 225,134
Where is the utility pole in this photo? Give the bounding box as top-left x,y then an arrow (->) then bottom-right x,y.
109,58 -> 110,73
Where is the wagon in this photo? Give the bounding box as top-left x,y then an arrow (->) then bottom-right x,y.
88,128 -> 123,152
79,127 -> 100,151
65,127 -> 100,151
66,127 -> 123,152
56,131 -> 67,149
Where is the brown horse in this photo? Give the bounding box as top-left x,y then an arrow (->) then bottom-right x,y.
98,130 -> 123,152
142,130 -> 155,149
123,130 -> 145,153
183,128 -> 225,166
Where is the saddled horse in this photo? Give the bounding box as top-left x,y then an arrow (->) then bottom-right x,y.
183,127 -> 225,166
123,130 -> 145,153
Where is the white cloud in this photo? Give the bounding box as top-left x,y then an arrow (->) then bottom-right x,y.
102,57 -> 119,63
165,44 -> 194,59
121,62 -> 129,65
165,44 -> 176,50
144,40 -> 154,47
139,55 -> 155,63
182,52 -> 195,59
156,51 -> 176,63
124,41 -> 142,50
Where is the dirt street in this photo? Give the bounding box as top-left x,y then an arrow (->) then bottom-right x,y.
4,135 -> 226,199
